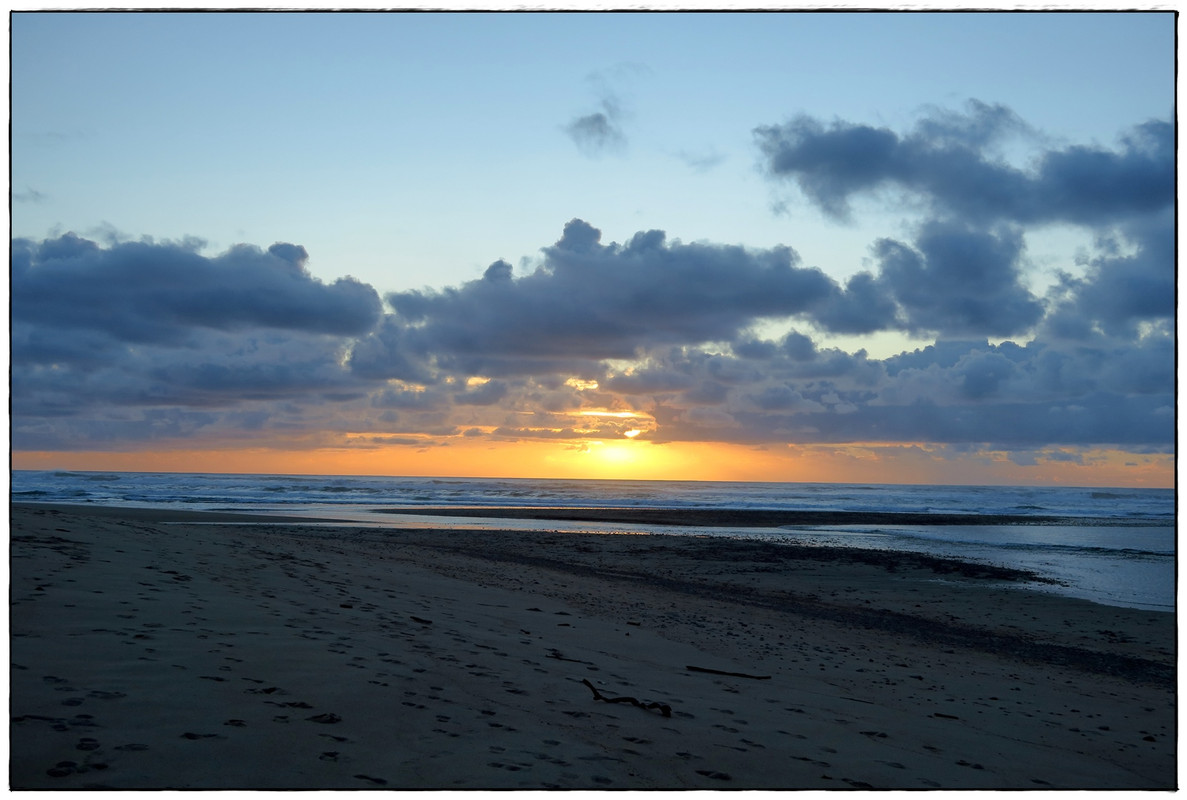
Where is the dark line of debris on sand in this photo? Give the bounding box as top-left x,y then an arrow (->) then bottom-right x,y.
405,536 -> 1175,689
375,506 -> 1103,527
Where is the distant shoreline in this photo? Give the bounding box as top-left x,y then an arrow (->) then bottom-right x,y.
376,505 -> 1087,528
12,500 -> 1155,529
9,501 -> 329,524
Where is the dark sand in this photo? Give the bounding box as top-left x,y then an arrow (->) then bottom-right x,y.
10,503 -> 1176,789
377,505 -> 1076,526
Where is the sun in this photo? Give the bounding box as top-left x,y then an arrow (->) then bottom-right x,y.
596,442 -> 637,465
555,438 -> 660,479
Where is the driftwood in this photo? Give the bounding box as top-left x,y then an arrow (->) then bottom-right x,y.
581,679 -> 672,718
546,648 -> 591,664
685,665 -> 771,680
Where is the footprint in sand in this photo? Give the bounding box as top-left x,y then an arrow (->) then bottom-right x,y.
696,770 -> 732,781
46,761 -> 81,778
353,774 -> 387,785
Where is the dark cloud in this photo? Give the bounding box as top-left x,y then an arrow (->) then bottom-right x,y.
11,234 -> 385,449
12,234 -> 382,344
1042,211 -> 1174,340
453,380 -> 510,406
346,316 -> 436,383
872,220 -> 1044,337
745,384 -> 826,412
565,65 -> 645,158
380,220 -> 841,371
812,271 -> 900,334
565,97 -> 627,157
370,386 -> 444,410
732,337 -> 780,360
12,407 -> 222,450
683,380 -> 730,405
756,101 -> 1173,226
10,100 -> 1172,464
758,102 -> 1171,343
602,334 -> 1170,451
141,343 -> 363,405
952,350 -> 1017,400
11,328 -> 368,430
781,331 -> 817,362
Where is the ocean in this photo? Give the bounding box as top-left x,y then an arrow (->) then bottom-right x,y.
10,470 -> 1175,613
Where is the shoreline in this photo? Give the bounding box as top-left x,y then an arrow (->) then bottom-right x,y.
11,503 -> 1176,789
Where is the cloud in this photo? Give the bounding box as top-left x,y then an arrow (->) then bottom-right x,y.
675,148 -> 726,172
1042,210 -> 1174,340
453,380 -> 510,406
755,100 -> 1173,226
756,100 -> 1172,347
598,332 -> 1171,451
11,234 -> 384,449
565,103 -> 627,157
11,325 -> 371,440
12,233 -> 383,345
812,271 -> 899,334
13,187 -> 47,203
378,219 -> 842,372
346,315 -> 437,383
871,220 -> 1044,337
10,100 -> 1172,467
564,64 -> 647,157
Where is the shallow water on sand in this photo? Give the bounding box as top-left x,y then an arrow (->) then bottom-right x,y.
12,471 -> 1174,611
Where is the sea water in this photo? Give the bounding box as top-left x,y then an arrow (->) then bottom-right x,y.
10,470 -> 1175,612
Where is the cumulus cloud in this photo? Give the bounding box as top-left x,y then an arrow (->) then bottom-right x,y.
587,328 -> 1172,452
755,100 -> 1173,226
12,233 -> 382,344
379,219 -> 843,370
1042,210 -> 1174,340
11,234 -> 384,449
453,380 -> 510,406
871,220 -> 1044,337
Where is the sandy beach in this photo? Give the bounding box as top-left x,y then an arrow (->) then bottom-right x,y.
10,503 -> 1176,789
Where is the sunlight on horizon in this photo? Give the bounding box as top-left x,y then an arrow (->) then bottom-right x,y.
10,439 -> 1173,488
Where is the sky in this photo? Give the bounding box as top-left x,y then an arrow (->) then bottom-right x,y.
10,9 -> 1177,486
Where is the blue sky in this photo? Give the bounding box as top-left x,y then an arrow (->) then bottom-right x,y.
10,10 -> 1177,485
13,12 -> 1171,295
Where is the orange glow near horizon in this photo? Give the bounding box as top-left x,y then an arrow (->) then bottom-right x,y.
9,438 -> 1174,488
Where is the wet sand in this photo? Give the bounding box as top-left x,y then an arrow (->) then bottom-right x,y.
10,503 -> 1176,789
377,504 -> 1075,526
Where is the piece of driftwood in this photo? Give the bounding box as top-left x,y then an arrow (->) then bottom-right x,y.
581,678 -> 672,718
546,648 -> 590,664
685,665 -> 772,680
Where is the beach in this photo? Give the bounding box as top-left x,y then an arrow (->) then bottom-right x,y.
10,503 -> 1176,789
